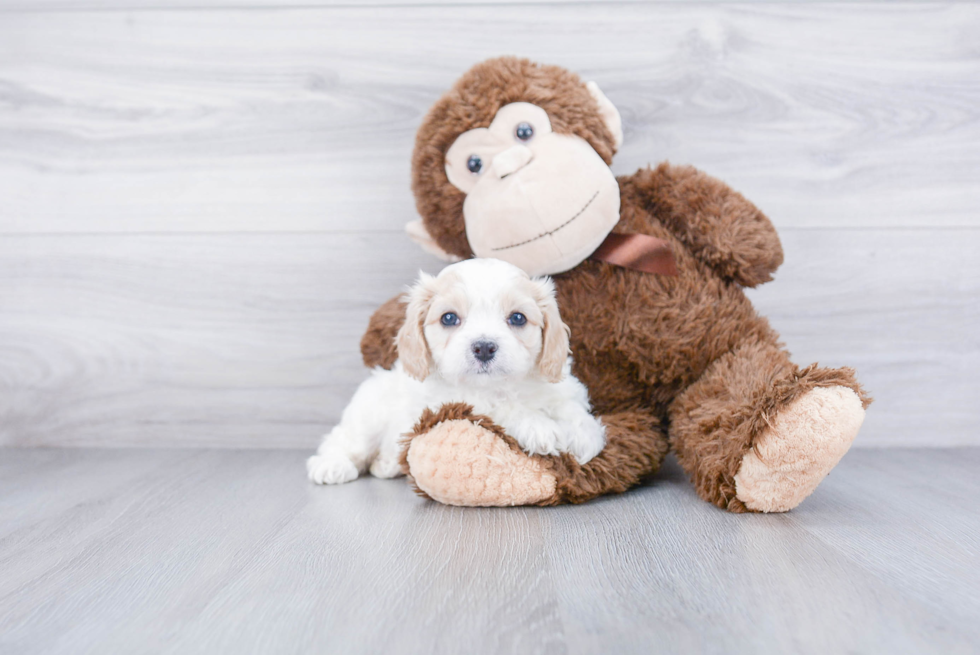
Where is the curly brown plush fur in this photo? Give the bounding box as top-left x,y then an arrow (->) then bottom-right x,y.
363,57 -> 870,510
359,294 -> 404,369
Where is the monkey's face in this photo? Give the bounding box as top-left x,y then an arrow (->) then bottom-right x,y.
444,102 -> 621,277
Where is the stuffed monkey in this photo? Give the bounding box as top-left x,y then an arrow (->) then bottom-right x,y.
361,57 -> 870,512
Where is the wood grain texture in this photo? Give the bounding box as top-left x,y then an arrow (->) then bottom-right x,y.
0,228 -> 976,448
0,447 -> 977,654
0,2 -> 977,450
0,0 -> 936,10
747,228 -> 980,447
0,4 -> 977,233
0,233 -> 443,448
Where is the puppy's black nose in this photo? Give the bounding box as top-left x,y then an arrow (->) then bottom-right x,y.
472,340 -> 497,363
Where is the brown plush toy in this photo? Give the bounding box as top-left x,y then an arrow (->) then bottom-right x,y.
362,57 -> 871,512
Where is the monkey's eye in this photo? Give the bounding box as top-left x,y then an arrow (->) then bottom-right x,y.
507,312 -> 527,327
440,312 -> 461,327
515,122 -> 534,141
466,155 -> 483,174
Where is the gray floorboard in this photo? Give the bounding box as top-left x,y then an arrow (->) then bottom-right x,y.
1,447 -> 978,654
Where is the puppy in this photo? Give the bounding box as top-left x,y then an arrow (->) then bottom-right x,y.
307,258 -> 605,485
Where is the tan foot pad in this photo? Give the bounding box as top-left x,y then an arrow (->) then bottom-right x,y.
405,419 -> 557,507
735,386 -> 865,513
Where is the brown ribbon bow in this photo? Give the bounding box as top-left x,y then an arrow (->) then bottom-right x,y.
590,232 -> 678,276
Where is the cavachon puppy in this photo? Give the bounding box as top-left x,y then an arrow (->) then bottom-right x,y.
307,258 -> 606,485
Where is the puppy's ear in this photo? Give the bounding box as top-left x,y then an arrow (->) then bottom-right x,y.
532,277 -> 570,383
396,272 -> 436,381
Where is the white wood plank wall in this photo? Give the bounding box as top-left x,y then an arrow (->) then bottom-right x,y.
0,3 -> 977,448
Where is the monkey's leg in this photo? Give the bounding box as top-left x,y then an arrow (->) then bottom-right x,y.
668,339 -> 870,513
400,403 -> 668,506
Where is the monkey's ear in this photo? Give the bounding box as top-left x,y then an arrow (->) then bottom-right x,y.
586,81 -> 623,152
405,219 -> 463,263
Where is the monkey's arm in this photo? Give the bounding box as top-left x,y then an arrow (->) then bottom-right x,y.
360,295 -> 408,369
632,162 -> 784,287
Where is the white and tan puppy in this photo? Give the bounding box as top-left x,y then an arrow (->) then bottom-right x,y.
307,258 -> 605,485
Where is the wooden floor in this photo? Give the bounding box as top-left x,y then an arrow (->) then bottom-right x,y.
1,447 -> 977,654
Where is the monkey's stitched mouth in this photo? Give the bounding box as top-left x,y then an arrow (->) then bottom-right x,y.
491,189 -> 600,252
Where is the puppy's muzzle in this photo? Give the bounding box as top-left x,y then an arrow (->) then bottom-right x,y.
472,340 -> 498,363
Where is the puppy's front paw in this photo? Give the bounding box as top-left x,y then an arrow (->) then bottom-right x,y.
511,415 -> 563,457
307,452 -> 359,485
563,418 -> 606,464
369,455 -> 403,479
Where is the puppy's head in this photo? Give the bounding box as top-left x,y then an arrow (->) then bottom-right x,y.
396,259 -> 570,384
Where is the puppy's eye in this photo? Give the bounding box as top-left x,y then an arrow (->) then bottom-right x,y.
508,312 -> 527,327
440,312 -> 460,327
515,122 -> 534,141
466,155 -> 483,174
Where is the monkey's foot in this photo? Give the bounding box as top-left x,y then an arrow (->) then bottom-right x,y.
401,404 -> 557,506
735,386 -> 865,513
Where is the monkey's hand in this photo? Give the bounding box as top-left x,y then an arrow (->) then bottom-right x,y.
633,162 -> 784,288
399,403 -> 668,507
360,294 -> 408,370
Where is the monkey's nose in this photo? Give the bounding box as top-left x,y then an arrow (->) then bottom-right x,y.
490,145 -> 533,179
472,340 -> 498,363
